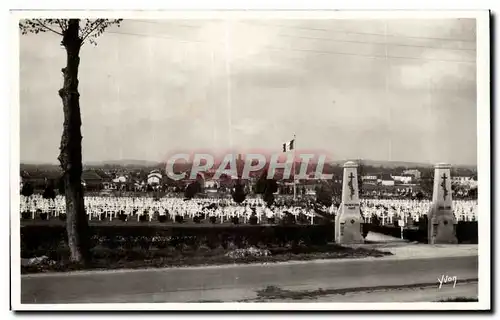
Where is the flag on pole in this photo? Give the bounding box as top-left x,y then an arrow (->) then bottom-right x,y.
282,139 -> 295,152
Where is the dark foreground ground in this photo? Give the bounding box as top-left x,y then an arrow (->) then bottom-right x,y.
21,222 -> 386,274
21,243 -> 390,274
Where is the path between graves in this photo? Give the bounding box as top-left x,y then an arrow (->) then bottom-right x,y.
20,244 -> 478,304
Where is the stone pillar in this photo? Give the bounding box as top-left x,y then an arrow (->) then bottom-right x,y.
428,163 -> 458,244
335,161 -> 364,244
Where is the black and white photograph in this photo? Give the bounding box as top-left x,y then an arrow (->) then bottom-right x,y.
10,10 -> 490,310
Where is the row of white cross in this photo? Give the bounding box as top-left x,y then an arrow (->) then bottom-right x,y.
20,195 -> 478,224
20,195 -> 321,224
360,199 -> 478,225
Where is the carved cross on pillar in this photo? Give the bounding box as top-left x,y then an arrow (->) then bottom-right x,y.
441,173 -> 449,201
348,172 -> 355,199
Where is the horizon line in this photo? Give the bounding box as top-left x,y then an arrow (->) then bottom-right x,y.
19,158 -> 478,168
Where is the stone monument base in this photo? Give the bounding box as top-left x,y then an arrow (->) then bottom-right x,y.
428,208 -> 458,244
334,204 -> 365,244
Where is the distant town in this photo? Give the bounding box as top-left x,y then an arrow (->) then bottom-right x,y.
19,159 -> 478,201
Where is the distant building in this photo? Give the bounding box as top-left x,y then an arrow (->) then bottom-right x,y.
392,175 -> 412,184
112,175 -> 127,183
403,169 -> 421,180
379,173 -> 395,186
102,182 -> 117,190
82,170 -> 104,189
362,175 -> 378,184
304,184 -> 317,196
147,170 -> 162,185
452,176 -> 472,183
205,180 -> 219,189
452,176 -> 476,187
21,170 -> 61,189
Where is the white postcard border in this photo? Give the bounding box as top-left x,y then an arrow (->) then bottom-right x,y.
9,9 -> 491,311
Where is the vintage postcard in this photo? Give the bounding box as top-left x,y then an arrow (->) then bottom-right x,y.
10,10 -> 490,311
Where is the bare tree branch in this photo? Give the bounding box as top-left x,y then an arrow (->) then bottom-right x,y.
33,19 -> 63,36
81,19 -> 105,42
56,19 -> 67,33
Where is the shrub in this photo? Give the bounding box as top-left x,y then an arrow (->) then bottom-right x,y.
316,184 -> 333,207
21,182 -> 34,197
255,170 -> 278,207
209,216 -> 217,224
42,183 -> 56,200
249,215 -> 258,225
58,177 -> 65,195
282,212 -> 296,225
362,223 -> 370,238
371,214 -> 381,226
254,170 -> 268,194
456,222 -> 478,244
263,192 -> 275,206
225,247 -> 271,259
418,215 -> 429,231
232,182 -> 246,204
184,181 -> 201,199
297,213 -> 308,225
231,216 -> 239,225
158,215 -> 167,223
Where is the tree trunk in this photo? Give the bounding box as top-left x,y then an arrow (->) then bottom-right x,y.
58,19 -> 90,264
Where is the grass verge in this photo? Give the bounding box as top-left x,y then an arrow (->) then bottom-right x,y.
21,243 -> 391,274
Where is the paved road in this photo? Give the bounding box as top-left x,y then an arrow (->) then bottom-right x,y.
21,254 -> 478,304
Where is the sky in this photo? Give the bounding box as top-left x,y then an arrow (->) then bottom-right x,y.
19,18 -> 478,165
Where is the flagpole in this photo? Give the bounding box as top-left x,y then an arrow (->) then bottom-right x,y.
293,134 -> 296,201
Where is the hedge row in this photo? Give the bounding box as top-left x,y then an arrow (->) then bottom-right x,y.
20,223 -> 335,258
365,221 -> 478,244
456,222 -> 479,244
20,221 -> 478,259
